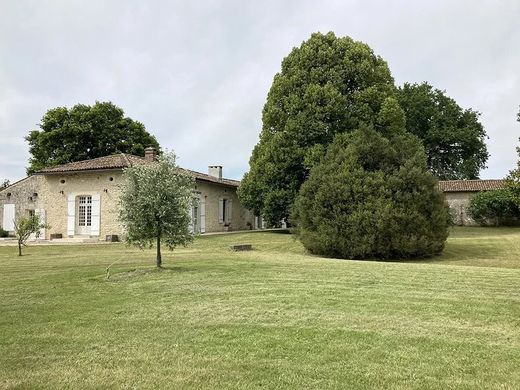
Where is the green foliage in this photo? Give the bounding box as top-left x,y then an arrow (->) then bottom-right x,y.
14,215 -> 47,256
26,101 -> 160,174
118,152 -> 194,267
397,82 -> 488,179
238,32 -> 398,225
468,189 -> 520,226
292,127 -> 450,259
505,108 -> 520,204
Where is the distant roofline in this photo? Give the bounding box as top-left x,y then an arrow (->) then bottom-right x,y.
438,179 -> 506,192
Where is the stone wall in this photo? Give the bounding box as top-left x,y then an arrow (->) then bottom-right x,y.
195,180 -> 254,232
0,176 -> 44,234
444,191 -> 478,226
40,171 -> 124,239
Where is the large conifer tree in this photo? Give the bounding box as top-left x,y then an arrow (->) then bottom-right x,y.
238,32 -> 397,225
292,127 -> 450,259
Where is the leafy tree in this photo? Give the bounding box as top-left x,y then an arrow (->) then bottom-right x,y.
118,152 -> 194,268
238,32 -> 398,225
467,189 -> 520,226
506,107 -> 520,204
397,82 -> 488,179
26,101 -> 160,174
14,215 -> 47,256
291,127 -> 450,259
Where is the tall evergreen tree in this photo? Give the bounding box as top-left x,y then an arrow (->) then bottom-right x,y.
238,32 -> 397,225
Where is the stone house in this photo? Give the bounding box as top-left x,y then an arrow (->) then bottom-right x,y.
0,148 -> 255,240
438,179 -> 506,225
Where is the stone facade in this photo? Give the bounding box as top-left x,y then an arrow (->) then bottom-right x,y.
0,164 -> 255,240
40,171 -> 124,239
443,191 -> 477,226
194,180 -> 254,233
0,176 -> 45,234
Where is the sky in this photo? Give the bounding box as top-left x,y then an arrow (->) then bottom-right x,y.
0,0 -> 519,182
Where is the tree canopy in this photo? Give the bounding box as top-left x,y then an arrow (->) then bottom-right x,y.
118,152 -> 194,268
397,82 -> 488,179
26,101 -> 160,174
292,127 -> 450,259
506,107 -> 520,204
238,32 -> 397,225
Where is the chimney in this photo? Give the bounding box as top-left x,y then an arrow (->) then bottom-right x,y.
208,165 -> 222,179
144,147 -> 157,162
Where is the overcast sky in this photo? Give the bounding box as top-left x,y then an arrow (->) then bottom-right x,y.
1,0 -> 519,182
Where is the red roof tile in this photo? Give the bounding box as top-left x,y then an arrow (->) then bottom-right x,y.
36,154 -> 240,187
438,179 -> 506,192
37,154 -> 148,173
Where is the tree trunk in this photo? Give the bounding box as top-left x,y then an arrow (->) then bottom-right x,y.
18,240 -> 22,256
156,235 -> 162,268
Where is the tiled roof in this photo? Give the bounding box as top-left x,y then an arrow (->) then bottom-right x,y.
37,154 -> 148,173
179,168 -> 240,187
36,153 -> 240,187
438,179 -> 506,192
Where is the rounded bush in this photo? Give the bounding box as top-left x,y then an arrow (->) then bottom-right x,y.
292,127 -> 450,259
468,189 -> 520,226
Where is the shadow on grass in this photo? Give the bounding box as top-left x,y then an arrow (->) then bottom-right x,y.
104,265 -> 194,282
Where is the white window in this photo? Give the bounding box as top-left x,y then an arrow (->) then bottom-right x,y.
78,196 -> 92,227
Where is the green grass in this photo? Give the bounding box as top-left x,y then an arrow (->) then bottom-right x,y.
0,227 -> 519,389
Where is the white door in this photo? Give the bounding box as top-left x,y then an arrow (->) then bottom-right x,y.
76,195 -> 92,235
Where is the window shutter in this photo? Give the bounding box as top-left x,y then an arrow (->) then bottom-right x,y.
227,199 -> 233,222
35,209 -> 46,239
200,197 -> 206,233
218,198 -> 224,223
67,195 -> 75,237
2,204 -> 15,231
91,194 -> 101,236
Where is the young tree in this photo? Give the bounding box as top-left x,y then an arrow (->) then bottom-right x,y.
397,82 -> 488,179
14,215 -> 46,256
118,152 -> 195,268
238,32 -> 398,225
26,101 -> 160,174
291,127 -> 450,259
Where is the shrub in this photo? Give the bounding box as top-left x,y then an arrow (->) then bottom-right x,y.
467,189 -> 520,226
0,227 -> 8,237
291,127 -> 450,260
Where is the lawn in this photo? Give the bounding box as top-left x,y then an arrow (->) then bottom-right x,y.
0,227 -> 519,389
